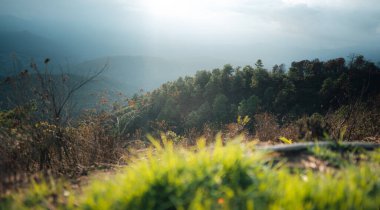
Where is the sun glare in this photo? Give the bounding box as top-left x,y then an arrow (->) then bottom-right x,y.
140,0 -> 210,20
139,0 -> 240,20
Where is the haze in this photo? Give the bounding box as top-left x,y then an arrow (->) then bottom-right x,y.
1,0 -> 380,69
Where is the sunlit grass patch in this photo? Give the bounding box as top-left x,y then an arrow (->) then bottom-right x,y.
0,176 -> 74,210
2,137 -> 380,210
77,136 -> 380,210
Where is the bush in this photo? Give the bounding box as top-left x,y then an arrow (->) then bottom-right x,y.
0,108 -> 124,193
297,113 -> 331,141
254,113 -> 279,141
326,98 -> 380,141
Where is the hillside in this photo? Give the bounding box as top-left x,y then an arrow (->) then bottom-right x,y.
114,55 -> 380,141
0,30 -> 72,73
1,55 -> 380,210
0,73 -> 128,114
73,56 -> 197,93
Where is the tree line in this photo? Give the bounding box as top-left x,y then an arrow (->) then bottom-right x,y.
116,55 -> 380,136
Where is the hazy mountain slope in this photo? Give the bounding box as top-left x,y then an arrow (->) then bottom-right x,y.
0,73 -> 129,113
74,56 -> 194,93
0,14 -> 32,32
0,30 -> 71,73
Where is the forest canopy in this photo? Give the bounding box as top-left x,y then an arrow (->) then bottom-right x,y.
115,55 -> 380,138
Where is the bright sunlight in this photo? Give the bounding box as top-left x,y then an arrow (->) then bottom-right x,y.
139,0 -> 241,20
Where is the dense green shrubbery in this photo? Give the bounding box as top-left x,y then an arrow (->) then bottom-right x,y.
2,136 -> 380,210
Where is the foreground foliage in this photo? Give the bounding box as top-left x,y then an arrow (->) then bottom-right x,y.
2,136 -> 379,210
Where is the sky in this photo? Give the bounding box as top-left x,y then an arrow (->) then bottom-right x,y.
1,0 -> 379,68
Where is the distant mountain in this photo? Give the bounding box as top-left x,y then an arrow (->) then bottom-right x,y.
0,30 -> 71,71
0,15 -> 75,73
0,72 -> 130,113
74,56 -> 196,94
0,15 -> 32,32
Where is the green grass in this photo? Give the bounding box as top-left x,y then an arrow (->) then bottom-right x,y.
2,136 -> 380,210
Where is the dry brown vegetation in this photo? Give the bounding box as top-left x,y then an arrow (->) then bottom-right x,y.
0,108 -> 126,193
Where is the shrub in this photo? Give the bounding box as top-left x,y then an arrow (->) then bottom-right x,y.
0,108 -> 124,193
297,113 -> 331,141
326,98 -> 380,141
254,113 -> 279,141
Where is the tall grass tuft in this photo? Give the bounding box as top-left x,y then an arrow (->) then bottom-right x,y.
2,136 -> 379,209
76,136 -> 380,210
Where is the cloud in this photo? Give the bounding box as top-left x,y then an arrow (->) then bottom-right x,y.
281,0 -> 380,10
229,0 -> 380,47
0,0 -> 379,64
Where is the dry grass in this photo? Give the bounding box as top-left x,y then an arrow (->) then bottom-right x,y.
0,109 -> 126,194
